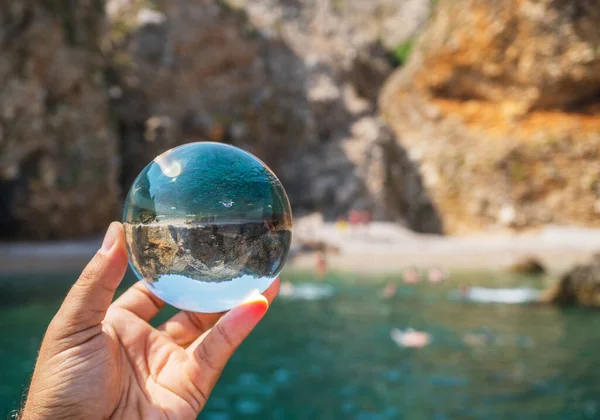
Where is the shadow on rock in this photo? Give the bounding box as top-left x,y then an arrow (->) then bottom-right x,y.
106,0 -> 443,234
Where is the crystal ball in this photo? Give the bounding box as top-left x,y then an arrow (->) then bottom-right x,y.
122,142 -> 293,313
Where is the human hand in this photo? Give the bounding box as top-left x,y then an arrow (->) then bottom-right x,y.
20,222 -> 279,420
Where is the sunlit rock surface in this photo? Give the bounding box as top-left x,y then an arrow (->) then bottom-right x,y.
381,0 -> 600,233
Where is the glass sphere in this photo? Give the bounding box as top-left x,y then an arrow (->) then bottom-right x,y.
122,142 -> 293,313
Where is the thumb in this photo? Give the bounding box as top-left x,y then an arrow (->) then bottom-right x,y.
52,222 -> 129,338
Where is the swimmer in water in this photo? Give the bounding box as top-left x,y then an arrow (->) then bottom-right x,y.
390,328 -> 432,348
315,250 -> 328,279
427,266 -> 448,283
381,282 -> 397,299
403,266 -> 420,284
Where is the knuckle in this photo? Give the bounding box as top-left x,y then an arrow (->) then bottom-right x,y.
77,264 -> 99,287
187,371 -> 209,411
215,323 -> 237,349
75,253 -> 106,289
46,312 -> 72,343
47,313 -> 64,335
196,343 -> 220,373
185,312 -> 206,333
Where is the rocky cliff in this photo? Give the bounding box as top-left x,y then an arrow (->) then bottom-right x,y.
0,0 -> 441,240
108,0 -> 440,234
0,1 -> 119,239
381,0 -> 600,233
6,0 -> 600,240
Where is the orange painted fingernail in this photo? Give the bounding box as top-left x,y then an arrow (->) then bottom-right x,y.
239,289 -> 269,318
243,289 -> 269,305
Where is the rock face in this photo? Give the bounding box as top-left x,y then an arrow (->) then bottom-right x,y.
0,0 -> 441,239
542,255 -> 600,308
412,0 -> 600,111
109,0 -> 441,233
381,0 -> 600,233
125,222 -> 291,283
0,1 -> 119,239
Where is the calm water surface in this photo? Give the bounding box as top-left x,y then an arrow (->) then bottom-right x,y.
1,270 -> 600,419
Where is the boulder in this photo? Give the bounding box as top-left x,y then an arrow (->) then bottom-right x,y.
507,256 -> 547,276
381,0 -> 600,234
542,255 -> 600,308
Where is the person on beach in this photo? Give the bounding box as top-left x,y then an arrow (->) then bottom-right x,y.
17,222 -> 278,420
348,209 -> 371,235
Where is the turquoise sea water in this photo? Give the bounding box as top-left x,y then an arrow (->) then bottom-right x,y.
1,270 -> 600,419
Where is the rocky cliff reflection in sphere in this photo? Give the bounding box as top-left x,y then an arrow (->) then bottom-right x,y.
122,142 -> 293,313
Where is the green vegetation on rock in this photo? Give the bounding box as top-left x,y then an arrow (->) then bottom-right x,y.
390,39 -> 414,67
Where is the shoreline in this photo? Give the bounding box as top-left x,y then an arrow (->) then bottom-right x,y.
2,223 -> 600,277
290,222 -> 600,274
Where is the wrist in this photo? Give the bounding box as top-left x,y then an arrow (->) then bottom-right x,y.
20,397 -> 67,420
19,401 -> 40,420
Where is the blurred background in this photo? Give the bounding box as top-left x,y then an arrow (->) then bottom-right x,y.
3,0 -> 600,418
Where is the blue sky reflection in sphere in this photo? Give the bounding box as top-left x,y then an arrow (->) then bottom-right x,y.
122,142 -> 293,313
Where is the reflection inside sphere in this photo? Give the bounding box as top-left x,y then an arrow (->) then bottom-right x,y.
122,142 -> 293,313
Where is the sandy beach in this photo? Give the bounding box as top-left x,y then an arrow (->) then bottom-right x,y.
2,220 -> 600,277
289,222 -> 600,274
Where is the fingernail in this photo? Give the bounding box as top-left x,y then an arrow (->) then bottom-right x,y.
99,223 -> 117,254
242,289 -> 269,308
229,291 -> 268,326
